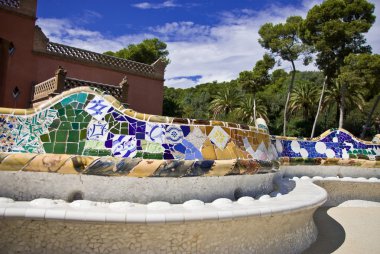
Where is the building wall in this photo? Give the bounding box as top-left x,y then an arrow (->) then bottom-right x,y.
0,7 -> 37,109
34,54 -> 164,115
0,2 -> 164,115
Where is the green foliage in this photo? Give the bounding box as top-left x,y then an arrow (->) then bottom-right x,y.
235,96 -> 268,124
209,86 -> 242,118
259,15 -> 313,135
162,0 -> 379,139
238,54 -> 275,94
301,0 -> 375,78
289,81 -> 320,120
259,16 -> 312,64
104,38 -> 170,65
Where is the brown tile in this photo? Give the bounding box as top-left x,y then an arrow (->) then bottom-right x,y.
0,154 -> 37,171
128,160 -> 163,177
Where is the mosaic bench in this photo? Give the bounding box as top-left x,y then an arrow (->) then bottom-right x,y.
273,129 -> 380,166
0,87 -> 278,176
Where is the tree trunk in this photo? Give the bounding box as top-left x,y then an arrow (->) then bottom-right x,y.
360,94 -> 380,139
338,82 -> 346,128
311,76 -> 327,138
283,61 -> 296,136
253,93 -> 257,125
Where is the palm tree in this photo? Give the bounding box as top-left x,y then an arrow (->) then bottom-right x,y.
235,96 -> 268,124
209,87 -> 242,119
288,81 -> 320,120
322,80 -> 365,127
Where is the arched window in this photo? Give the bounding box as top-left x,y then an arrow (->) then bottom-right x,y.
8,42 -> 15,55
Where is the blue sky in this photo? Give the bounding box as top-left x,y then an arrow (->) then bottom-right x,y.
36,0 -> 380,88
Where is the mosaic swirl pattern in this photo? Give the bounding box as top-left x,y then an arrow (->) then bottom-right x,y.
273,129 -> 380,161
0,87 -> 278,163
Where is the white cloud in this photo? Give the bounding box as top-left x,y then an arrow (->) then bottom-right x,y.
36,18 -> 154,53
132,0 -> 179,10
37,0 -> 380,88
165,77 -> 199,89
366,0 -> 380,54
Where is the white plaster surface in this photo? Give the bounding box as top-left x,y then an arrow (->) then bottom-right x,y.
281,165 -> 380,178
0,171 -> 276,203
0,179 -> 326,254
313,180 -> 380,206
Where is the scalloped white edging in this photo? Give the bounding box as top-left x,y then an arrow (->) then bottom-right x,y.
0,179 -> 327,223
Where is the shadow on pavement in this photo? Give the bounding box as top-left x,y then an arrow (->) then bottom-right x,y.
303,207 -> 346,254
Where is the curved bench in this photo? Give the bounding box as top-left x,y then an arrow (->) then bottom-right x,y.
0,178 -> 327,254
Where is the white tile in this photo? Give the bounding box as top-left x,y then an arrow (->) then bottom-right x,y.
4,207 -> 26,218
45,209 -> 66,220
85,212 -> 106,222
198,211 -> 219,221
165,213 -> 184,223
259,207 -> 272,217
217,210 -> 234,220
25,208 -> 46,220
231,209 -> 249,218
65,210 -> 86,221
105,212 -> 126,223
146,213 -> 166,224
184,211 -> 203,222
0,207 -> 6,218
126,212 -> 146,223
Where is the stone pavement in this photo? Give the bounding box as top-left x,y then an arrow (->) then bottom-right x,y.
304,200 -> 380,254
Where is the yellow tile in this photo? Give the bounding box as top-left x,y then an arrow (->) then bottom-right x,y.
57,156 -> 96,174
205,160 -> 236,176
24,154 -> 72,172
201,139 -> 217,160
128,160 -> 163,177
0,153 -> 37,171
215,144 -> 235,160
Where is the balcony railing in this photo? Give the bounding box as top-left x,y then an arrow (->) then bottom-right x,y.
31,67 -> 128,106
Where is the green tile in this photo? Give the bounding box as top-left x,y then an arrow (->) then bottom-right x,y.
67,116 -> 76,122
83,148 -> 98,156
58,108 -> 66,116
77,93 -> 88,104
135,151 -> 143,158
40,134 -> 50,142
66,143 -> 78,154
56,131 -> 68,142
53,103 -> 63,110
60,122 -> 72,130
54,143 -> 66,154
78,123 -> 87,130
49,119 -> 60,129
49,131 -> 56,142
66,108 -> 75,117
98,150 -> 112,156
68,131 -> 79,142
59,116 -> 68,122
74,109 -> 83,115
77,103 -> 84,109
143,153 -> 163,159
71,123 -> 79,129
79,129 -> 87,141
84,115 -> 92,123
120,128 -> 128,135
69,94 -> 78,101
75,115 -> 84,122
71,102 -> 78,109
87,94 -> 95,100
43,143 -> 54,153
78,141 -> 85,154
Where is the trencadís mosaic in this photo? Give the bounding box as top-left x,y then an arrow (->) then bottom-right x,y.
273,129 -> 380,161
0,87 -> 278,162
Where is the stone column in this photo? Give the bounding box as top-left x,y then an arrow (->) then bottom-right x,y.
119,75 -> 129,106
55,66 -> 67,93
